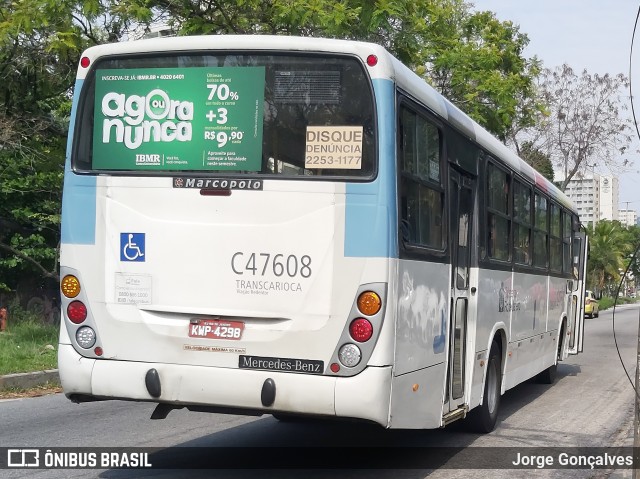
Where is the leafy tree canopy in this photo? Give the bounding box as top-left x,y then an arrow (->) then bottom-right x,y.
0,0 -> 131,292
0,0 -> 542,295
512,65 -> 633,191
584,220 -> 633,295
116,0 -> 541,139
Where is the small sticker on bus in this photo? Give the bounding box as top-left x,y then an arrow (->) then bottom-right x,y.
305,126 -> 363,169
183,344 -> 247,354
114,273 -> 151,304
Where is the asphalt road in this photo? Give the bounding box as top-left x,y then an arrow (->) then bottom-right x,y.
1,304 -> 639,479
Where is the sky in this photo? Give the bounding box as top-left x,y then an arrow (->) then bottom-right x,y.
470,0 -> 640,211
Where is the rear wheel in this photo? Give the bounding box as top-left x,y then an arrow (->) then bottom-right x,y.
536,363 -> 557,384
536,321 -> 563,384
467,340 -> 501,433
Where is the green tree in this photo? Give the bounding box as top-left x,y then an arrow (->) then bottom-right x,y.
0,0 -> 137,293
0,0 -> 541,294
585,220 -> 631,296
622,225 -> 640,290
420,7 -> 542,141
118,0 -> 541,139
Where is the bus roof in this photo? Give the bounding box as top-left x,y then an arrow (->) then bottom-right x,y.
387,56 -> 574,212
77,34 -> 574,212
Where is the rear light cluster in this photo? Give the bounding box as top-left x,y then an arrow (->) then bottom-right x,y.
61,274 -> 102,356
331,291 -> 382,373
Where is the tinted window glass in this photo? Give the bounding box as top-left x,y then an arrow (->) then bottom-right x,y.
399,106 -> 443,250
73,54 -> 376,178
487,162 -> 510,261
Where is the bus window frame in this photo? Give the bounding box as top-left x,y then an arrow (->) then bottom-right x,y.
532,190 -> 550,270
549,202 -> 563,273
70,50 -> 379,183
483,157 -> 512,265
396,95 -> 448,263
512,177 -> 533,267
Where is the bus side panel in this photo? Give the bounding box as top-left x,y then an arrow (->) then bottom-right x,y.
476,269 -> 512,359
390,259 -> 448,427
394,259 -> 449,376
388,363 -> 447,429
478,269 -> 564,392
476,269 -> 511,397
511,271 -> 548,342
548,275 -> 567,333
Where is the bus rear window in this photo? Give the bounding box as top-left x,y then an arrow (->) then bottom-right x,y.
72,53 -> 376,179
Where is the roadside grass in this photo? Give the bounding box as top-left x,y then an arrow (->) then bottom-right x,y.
598,296 -> 639,311
0,383 -> 62,399
0,318 -> 58,375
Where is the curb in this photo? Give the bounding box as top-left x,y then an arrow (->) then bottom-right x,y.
0,369 -> 60,390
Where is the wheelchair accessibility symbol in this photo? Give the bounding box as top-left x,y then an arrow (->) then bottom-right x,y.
120,233 -> 145,262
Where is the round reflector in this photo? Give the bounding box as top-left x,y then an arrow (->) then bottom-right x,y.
366,54 -> 378,67
80,56 -> 91,68
76,326 -> 96,349
357,291 -> 381,316
349,318 -> 373,342
67,300 -> 87,324
330,363 -> 340,373
94,347 -> 103,356
61,275 -> 81,298
338,343 -> 361,367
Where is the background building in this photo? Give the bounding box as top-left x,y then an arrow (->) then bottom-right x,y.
619,209 -> 638,227
562,174 -> 619,227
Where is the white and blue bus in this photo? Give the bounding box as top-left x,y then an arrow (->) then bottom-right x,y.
59,35 -> 587,432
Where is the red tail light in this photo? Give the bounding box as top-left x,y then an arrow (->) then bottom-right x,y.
67,301 -> 88,324
349,318 -> 373,342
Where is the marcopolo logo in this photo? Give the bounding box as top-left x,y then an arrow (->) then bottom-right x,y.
173,177 -> 263,190
101,89 -> 194,150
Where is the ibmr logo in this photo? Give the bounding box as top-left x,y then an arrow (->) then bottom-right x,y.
135,154 -> 161,166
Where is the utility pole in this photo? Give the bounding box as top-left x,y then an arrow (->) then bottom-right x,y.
635,308 -> 640,478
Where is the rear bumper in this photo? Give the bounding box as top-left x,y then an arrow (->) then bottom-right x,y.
58,343 -> 392,426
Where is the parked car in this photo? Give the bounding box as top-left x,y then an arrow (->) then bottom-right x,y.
584,290 -> 599,318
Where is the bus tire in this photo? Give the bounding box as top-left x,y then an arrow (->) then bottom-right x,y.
537,324 -> 563,384
536,364 -> 557,384
467,340 -> 501,433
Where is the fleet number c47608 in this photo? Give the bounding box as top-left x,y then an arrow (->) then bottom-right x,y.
231,252 -> 312,278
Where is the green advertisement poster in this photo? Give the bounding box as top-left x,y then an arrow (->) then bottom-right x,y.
92,67 -> 265,171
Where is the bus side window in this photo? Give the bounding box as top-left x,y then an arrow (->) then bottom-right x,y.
533,193 -> 549,268
513,180 -> 532,265
486,162 -> 510,261
399,105 -> 444,251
